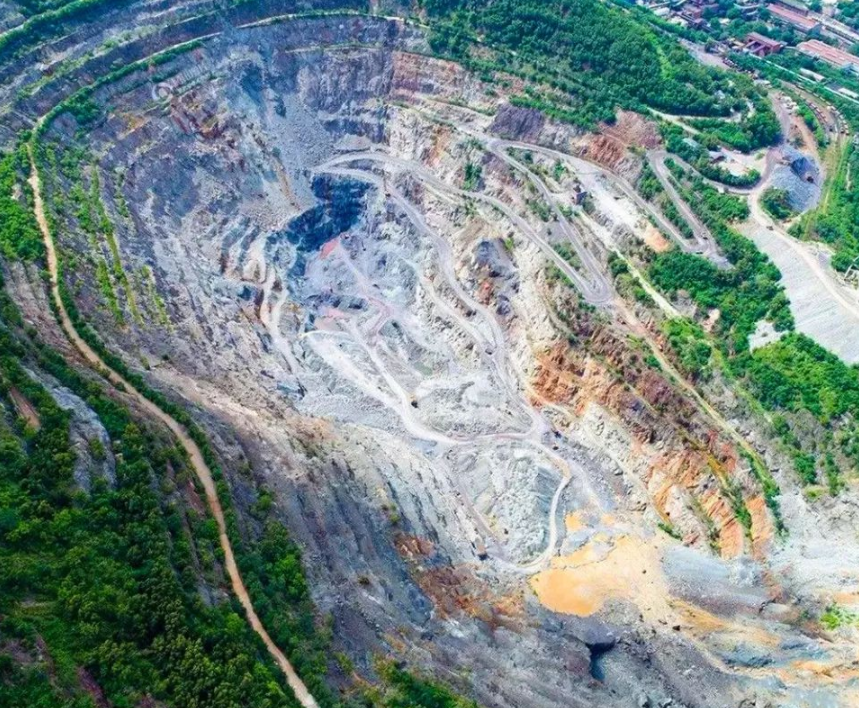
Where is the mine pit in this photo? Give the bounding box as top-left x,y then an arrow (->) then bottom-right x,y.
6,6 -> 859,707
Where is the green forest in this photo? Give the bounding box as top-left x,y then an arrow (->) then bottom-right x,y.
646,162 -> 790,354
0,148 -> 43,260
0,272 -> 309,708
424,0 -> 763,128
792,145 -> 859,273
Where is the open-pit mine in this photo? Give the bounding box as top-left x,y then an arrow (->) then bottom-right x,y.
2,3 -> 859,708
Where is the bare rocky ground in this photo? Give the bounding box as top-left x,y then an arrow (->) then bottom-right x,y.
739,92 -> 859,363
6,8 -> 859,708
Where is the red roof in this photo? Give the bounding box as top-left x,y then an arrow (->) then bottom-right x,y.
797,39 -> 859,68
746,32 -> 784,49
767,4 -> 819,31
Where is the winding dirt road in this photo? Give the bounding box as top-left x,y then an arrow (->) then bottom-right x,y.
311,135 -> 780,570
486,141 -> 613,302
27,144 -> 321,708
311,152 -> 612,571
310,159 -> 593,573
490,136 -> 723,263
645,150 -> 724,263
319,151 -> 612,305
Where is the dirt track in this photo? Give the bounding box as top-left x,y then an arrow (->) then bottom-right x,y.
27,143 -> 321,708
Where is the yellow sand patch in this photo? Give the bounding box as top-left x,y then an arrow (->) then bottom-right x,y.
600,512 -> 616,526
530,535 -> 666,617
564,512 -> 585,532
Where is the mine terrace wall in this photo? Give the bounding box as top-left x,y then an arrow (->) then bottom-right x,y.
0,0 -> 375,144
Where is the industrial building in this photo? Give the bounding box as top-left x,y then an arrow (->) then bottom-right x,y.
766,3 -> 821,34
744,32 -> 786,56
797,39 -> 859,73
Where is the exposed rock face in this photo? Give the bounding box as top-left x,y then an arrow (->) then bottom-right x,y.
10,9 -> 859,708
770,144 -> 821,212
531,334 -> 770,561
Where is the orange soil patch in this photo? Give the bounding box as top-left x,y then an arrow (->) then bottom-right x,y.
414,564 -> 525,634
8,387 -> 40,430
746,495 -> 775,556
833,590 -> 859,607
582,135 -> 626,172
531,535 -> 666,617
531,336 -> 758,562
674,600 -> 781,649
644,449 -> 748,559
394,533 -> 436,560
641,222 -> 671,253
600,110 -> 662,150
391,52 -> 469,102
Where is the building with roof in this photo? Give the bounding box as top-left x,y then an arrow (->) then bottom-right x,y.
680,4 -> 708,27
797,39 -> 859,73
772,0 -> 810,15
745,32 -> 785,56
766,3 -> 821,34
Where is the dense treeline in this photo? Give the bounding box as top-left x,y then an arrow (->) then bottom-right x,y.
686,102 -> 781,154
650,162 -> 793,355
425,0 -> 784,143
0,147 -> 43,260
792,145 -> 859,272
14,0 -> 81,15
636,161 -> 664,201
424,0 -> 749,128
837,0 -> 859,30
663,160 -> 749,222
663,318 -> 714,381
741,333 -> 859,487
0,273 -> 304,708
760,187 -> 795,221
648,162 -> 788,353
0,262 -> 484,706
637,159 -> 790,357
642,142 -> 858,488
649,241 -> 789,355
0,0 -> 133,60
744,333 -> 859,424
9,126 -> 483,706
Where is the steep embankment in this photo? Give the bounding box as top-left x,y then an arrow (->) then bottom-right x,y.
26,142 -> 321,708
